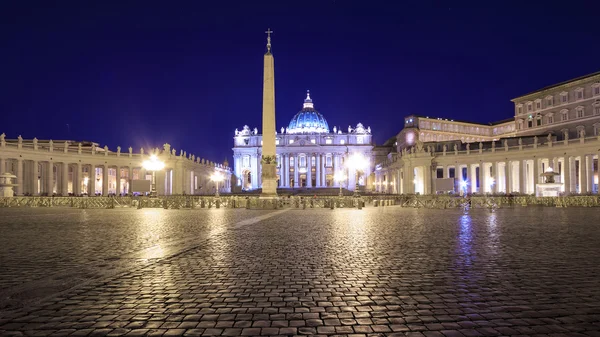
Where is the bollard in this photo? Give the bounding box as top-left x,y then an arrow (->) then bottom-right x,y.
201,199 -> 205,208
110,197 -> 115,209
330,200 -> 335,209
137,199 -> 142,209
374,200 -> 378,207
163,199 -> 168,209
302,199 -> 306,210
216,199 -> 221,209
357,199 -> 362,210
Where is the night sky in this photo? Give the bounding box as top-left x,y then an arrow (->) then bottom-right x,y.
2,1 -> 599,164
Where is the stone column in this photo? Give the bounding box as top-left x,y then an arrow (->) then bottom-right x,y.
16,159 -> 23,195
477,162 -> 483,193
47,162 -> 54,195
294,154 -> 299,187
285,154 -> 290,187
504,161 -> 510,193
586,155 -> 594,194
102,165 -> 109,196
31,160 -> 38,195
316,154 -> 321,187
75,163 -> 82,195
532,157 -> 539,196
466,163 -> 473,193
306,154 -> 312,187
332,154 -> 338,187
518,160 -> 526,194
88,166 -> 95,195
580,156 -> 588,194
62,163 -> 69,196
116,166 -> 121,195
0,157 -> 5,174
564,156 -> 571,194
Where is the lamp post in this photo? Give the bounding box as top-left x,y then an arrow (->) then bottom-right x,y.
142,154 -> 165,198
210,171 -> 225,197
347,153 -> 367,197
334,171 -> 347,197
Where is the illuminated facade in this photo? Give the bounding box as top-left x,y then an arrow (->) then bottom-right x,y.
0,136 -> 231,196
233,92 -> 374,191
375,71 -> 600,195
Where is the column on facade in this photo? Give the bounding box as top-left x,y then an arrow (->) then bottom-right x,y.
306,154 -> 312,187
101,165 -> 108,196
321,154 -> 326,187
256,155 -> 262,188
564,156 -> 571,194
332,154 -> 338,187
62,163 -> 69,195
74,163 -> 81,195
466,163 -> 473,193
504,161 -> 510,193
518,160 -> 525,194
16,159 -> 23,195
31,160 -> 38,195
315,154 -> 321,188
532,158 -> 539,195
47,162 -> 54,195
0,157 -> 5,174
88,165 -> 95,195
586,155 -> 594,194
292,154 -> 298,187
115,166 -> 121,195
580,155 -> 588,194
477,162 -> 483,193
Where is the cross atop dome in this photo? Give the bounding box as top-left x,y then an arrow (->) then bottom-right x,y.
303,90 -> 314,109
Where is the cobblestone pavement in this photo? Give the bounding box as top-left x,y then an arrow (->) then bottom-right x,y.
1,206 -> 600,336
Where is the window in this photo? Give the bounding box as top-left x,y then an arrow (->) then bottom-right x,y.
546,97 -> 553,107
528,120 -> 533,128
576,89 -> 584,100
548,114 -> 554,124
536,118 -> 542,126
595,105 -> 600,115
326,156 -> 332,167
289,139 -> 294,144
243,155 -> 250,167
300,156 -> 306,167
535,100 -> 541,109
311,156 -> 316,167
357,136 -> 363,144
561,112 -> 568,121
340,139 -> 345,145
325,139 -> 332,144
527,103 -> 532,112
290,157 -> 294,167
594,86 -> 600,96
577,107 -> 584,118
310,139 -> 316,144
517,120 -> 523,130
561,93 -> 568,103
517,105 -> 523,114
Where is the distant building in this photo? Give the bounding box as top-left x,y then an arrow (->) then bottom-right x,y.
375,71 -> 600,195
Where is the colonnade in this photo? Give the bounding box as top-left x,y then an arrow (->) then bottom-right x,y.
376,138 -> 600,195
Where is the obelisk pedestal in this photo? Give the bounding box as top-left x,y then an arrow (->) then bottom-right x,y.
260,29 -> 278,200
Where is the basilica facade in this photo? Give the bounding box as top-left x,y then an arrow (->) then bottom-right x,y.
375,71 -> 600,196
233,92 -> 374,191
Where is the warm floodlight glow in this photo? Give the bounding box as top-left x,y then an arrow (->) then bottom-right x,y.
545,167 -> 554,173
142,154 -> 165,172
210,172 -> 225,182
211,171 -> 225,197
142,154 -> 165,197
334,171 -> 347,182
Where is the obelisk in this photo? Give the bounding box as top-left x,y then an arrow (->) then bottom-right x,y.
260,28 -> 278,198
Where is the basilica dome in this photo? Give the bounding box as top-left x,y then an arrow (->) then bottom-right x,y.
287,91 -> 329,134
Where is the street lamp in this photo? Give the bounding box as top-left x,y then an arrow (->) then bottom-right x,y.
210,171 -> 225,197
334,171 -> 347,197
142,154 -> 165,198
347,153 -> 367,197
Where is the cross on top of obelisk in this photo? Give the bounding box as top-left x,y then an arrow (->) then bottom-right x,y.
265,28 -> 273,52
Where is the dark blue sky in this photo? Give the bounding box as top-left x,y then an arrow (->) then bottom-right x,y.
1,1 -> 599,163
